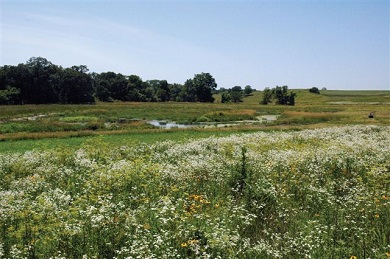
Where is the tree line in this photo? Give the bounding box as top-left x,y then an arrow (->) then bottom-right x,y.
0,57 -> 217,105
0,57 -> 297,105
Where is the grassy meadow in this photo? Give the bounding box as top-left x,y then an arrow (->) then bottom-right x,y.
0,89 -> 389,153
0,90 -> 390,258
1,125 -> 389,258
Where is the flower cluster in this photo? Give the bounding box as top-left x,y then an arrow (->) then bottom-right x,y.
0,125 -> 389,258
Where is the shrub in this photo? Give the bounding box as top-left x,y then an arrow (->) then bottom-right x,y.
309,87 -> 320,94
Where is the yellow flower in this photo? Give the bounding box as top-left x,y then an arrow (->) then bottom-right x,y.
143,224 -> 151,230
200,198 -> 210,204
375,214 -> 380,218
190,203 -> 197,211
189,194 -> 202,201
181,239 -> 198,247
385,251 -> 390,257
187,239 -> 199,245
350,256 -> 357,259
214,203 -> 220,208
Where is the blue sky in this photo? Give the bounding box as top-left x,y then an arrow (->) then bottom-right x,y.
1,0 -> 389,90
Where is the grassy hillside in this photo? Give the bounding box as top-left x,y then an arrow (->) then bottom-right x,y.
321,90 -> 390,103
322,90 -> 390,96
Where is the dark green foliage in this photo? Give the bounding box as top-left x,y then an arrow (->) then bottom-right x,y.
287,91 -> 296,105
25,57 -> 59,104
184,72 -> 217,102
0,57 -> 218,105
221,92 -> 231,103
244,85 -> 253,95
260,87 -> 272,105
58,66 -> 94,104
0,57 -> 94,104
309,87 -> 320,94
169,83 -> 184,102
149,80 -> 170,102
220,86 -> 243,103
230,86 -> 243,103
95,72 -> 130,101
0,86 -> 20,105
260,85 -> 296,105
235,146 -> 248,196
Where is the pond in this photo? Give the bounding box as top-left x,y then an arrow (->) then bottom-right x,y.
148,115 -> 280,129
147,120 -> 193,129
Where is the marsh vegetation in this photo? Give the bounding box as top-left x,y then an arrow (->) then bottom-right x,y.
0,90 -> 389,258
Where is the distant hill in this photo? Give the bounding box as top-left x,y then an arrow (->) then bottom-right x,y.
218,89 -> 390,105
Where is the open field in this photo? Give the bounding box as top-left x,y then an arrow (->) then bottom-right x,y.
0,125 -> 389,258
0,91 -> 389,258
0,90 -> 389,153
0,129 -> 264,154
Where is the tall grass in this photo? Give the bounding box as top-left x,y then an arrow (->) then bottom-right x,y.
0,90 -> 389,141
0,125 -> 389,258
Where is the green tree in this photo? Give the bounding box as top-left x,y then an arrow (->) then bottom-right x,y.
309,87 -> 320,94
128,75 -> 144,101
0,86 -> 20,105
156,80 -> 170,102
0,66 -> 22,104
260,87 -> 272,105
168,83 -> 184,101
96,80 -> 112,102
221,92 -> 231,103
273,85 -> 287,105
287,91 -> 296,105
186,72 -> 217,102
244,85 -> 253,95
230,86 -> 243,103
95,72 -> 117,102
1,59 -> 62,104
95,72 -> 130,101
111,74 -> 130,101
272,85 -> 295,105
58,66 -> 94,104
26,57 -> 60,104
182,79 -> 197,102
148,80 -> 170,102
260,86 -> 296,106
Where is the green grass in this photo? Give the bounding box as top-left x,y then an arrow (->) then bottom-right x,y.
1,90 -> 389,257
0,129 -> 262,154
58,115 -> 99,122
321,90 -> 390,103
322,90 -> 390,96
1,126 -> 389,258
0,89 -> 389,153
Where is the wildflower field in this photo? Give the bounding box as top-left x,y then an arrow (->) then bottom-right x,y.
0,125 -> 389,258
